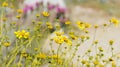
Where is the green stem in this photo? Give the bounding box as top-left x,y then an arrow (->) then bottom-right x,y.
57,44 -> 61,62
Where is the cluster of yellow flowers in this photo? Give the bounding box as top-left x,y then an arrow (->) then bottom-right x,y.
36,53 -> 60,59
69,32 -> 78,40
14,30 -> 30,39
53,31 -> 72,45
77,21 -> 91,30
110,17 -> 119,26
36,53 -> 62,64
46,22 -> 53,29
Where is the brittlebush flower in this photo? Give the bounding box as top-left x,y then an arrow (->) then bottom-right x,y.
55,31 -> 64,36
57,59 -> 63,64
47,25 -> 53,29
14,30 -> 30,39
65,21 -> 71,25
10,5 -> 14,9
70,34 -> 78,40
98,47 -> 103,52
81,60 -> 87,64
36,14 -> 40,17
17,9 -> 23,14
110,18 -> 119,26
37,22 -> 42,25
55,24 -> 61,30
53,36 -> 64,44
103,23 -> 107,27
93,60 -> 99,65
85,62 -> 90,67
2,2 -> 8,7
94,25 -> 99,28
16,15 -> 21,19
63,36 -> 72,45
111,61 -> 116,67
94,40 -> 98,44
46,22 -> 51,26
109,40 -> 114,45
85,23 -> 91,28
84,30 -> 89,34
2,17 -> 7,22
3,42 -> 10,47
80,35 -> 85,40
42,11 -> 49,17
37,53 -> 46,59
77,21 -> 85,30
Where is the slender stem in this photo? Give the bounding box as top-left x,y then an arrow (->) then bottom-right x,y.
57,44 -> 61,62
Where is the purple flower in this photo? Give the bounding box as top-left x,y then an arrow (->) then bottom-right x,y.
48,4 -> 55,10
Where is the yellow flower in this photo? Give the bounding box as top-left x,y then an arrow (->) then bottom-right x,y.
94,25 -> 99,28
109,40 -> 114,45
110,17 -> 119,26
2,17 -> 7,21
81,60 -> 87,64
10,5 -> 14,9
93,60 -> 99,65
26,56 -> 32,60
37,22 -> 42,25
32,60 -> 41,65
57,59 -> 63,64
85,23 -> 91,28
47,25 -> 53,29
16,15 -> 21,19
51,55 -> 60,59
46,22 -> 51,26
36,14 -> 40,17
63,36 -> 72,45
84,30 -> 89,34
85,62 -> 90,67
111,61 -> 116,67
55,31 -> 64,36
103,23 -> 107,27
65,21 -> 71,25
98,47 -> 103,52
17,9 -> 23,14
77,21 -> 82,25
70,34 -> 78,40
55,24 -> 61,30
37,53 -> 46,59
77,21 -> 85,30
80,35 -> 85,40
14,30 -> 30,39
2,2 -> 8,7
3,42 -> 10,47
53,36 -> 64,44
22,53 -> 27,57
94,40 -> 98,44
98,64 -> 104,67
86,36 -> 90,40
42,11 -> 49,17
